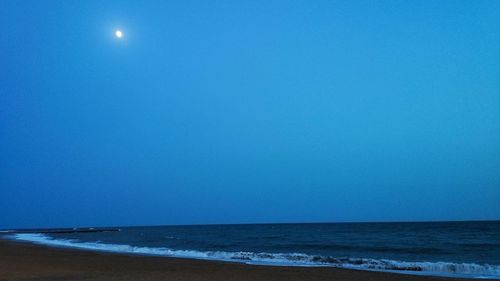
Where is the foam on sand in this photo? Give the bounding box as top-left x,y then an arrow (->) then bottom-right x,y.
10,233 -> 500,279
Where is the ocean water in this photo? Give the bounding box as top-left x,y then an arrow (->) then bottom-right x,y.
8,221 -> 500,279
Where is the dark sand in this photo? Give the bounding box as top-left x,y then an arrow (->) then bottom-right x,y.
0,239 -> 476,281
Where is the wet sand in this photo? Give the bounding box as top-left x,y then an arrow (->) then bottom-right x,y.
0,239 -> 476,281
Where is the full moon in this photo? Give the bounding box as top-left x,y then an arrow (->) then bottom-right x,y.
115,30 -> 123,38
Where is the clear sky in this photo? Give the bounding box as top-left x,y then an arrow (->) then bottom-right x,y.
1,1 -> 499,229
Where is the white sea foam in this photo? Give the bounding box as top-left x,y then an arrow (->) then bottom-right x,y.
10,233 -> 500,279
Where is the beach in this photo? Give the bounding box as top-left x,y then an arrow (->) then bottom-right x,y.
0,239 -> 477,281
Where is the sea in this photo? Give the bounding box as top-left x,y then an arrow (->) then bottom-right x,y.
6,221 -> 500,279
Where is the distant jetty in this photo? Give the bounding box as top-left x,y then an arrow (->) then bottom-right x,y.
0,227 -> 121,234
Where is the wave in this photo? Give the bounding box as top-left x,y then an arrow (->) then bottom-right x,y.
10,233 -> 500,279
269,243 -> 450,254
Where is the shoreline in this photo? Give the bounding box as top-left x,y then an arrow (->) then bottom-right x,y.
0,238 -> 480,281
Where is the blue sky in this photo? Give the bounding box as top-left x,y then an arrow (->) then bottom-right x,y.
1,0 -> 499,229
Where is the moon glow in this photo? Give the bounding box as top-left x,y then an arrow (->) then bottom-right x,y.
115,30 -> 123,38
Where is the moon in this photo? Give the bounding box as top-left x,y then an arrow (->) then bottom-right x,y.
115,30 -> 123,38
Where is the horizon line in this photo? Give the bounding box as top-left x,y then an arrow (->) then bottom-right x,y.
2,219 -> 499,232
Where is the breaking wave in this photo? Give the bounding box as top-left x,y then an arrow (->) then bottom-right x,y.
10,233 -> 500,279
